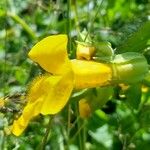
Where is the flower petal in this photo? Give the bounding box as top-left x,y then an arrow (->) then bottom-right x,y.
28,34 -> 69,74
12,97 -> 43,136
40,71 -> 74,114
71,59 -> 112,89
12,71 -> 73,136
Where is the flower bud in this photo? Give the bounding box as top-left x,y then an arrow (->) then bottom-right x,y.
78,86 -> 113,119
79,99 -> 91,118
76,42 -> 95,60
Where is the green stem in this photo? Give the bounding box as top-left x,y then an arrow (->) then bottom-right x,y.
70,102 -> 84,150
138,88 -> 150,113
83,120 -> 87,150
65,104 -> 71,150
0,131 -> 5,150
8,12 -> 37,40
67,104 -> 71,137
3,0 -> 8,96
84,0 -> 104,42
70,121 -> 85,143
40,116 -> 53,150
73,0 -> 80,33
69,116 -> 80,132
67,0 -> 71,53
65,1 -> 72,148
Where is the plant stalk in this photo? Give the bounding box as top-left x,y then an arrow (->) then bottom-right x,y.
40,116 -> 53,150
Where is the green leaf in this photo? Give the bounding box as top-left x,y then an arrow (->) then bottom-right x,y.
139,105 -> 150,128
115,102 -> 138,134
88,86 -> 114,110
88,124 -> 113,149
117,21 -> 150,53
125,84 -> 142,109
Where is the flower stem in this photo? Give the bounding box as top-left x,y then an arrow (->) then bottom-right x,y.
8,12 -> 37,40
73,0 -> 80,33
67,0 -> 71,53
3,1 -> 8,97
40,116 -> 53,150
73,102 -> 85,150
83,120 -> 87,150
84,0 -> 104,41
67,104 -> 71,137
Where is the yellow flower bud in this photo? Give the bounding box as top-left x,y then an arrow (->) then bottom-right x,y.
79,99 -> 91,118
76,43 -> 95,60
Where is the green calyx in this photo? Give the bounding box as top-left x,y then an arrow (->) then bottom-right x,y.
111,52 -> 149,84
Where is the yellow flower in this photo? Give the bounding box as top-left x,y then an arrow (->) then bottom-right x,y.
11,34 -> 112,136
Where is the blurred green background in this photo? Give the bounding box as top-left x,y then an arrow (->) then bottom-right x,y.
0,0 -> 150,149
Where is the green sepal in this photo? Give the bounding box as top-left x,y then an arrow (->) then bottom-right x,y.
77,29 -> 92,45
75,40 -> 92,47
111,52 -> 149,84
94,41 -> 114,62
